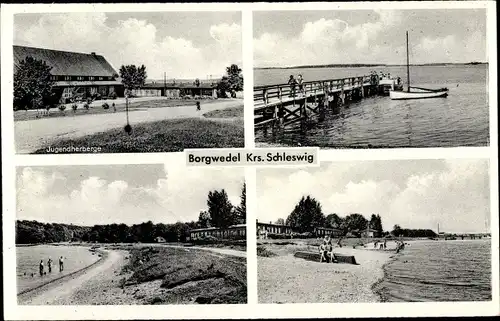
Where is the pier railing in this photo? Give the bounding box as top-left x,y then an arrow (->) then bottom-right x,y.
254,75 -> 374,108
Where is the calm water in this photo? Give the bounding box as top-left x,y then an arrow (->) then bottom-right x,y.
16,245 -> 99,294
374,240 -> 491,302
254,65 -> 489,148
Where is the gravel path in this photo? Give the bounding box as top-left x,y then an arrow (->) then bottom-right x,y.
157,244 -> 246,258
258,247 -> 393,304
14,99 -> 242,153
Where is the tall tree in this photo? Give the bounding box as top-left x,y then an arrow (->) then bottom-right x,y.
14,56 -> 55,110
234,183 -> 246,224
344,213 -> 368,232
369,214 -> 383,234
119,64 -> 147,96
207,189 -> 234,228
275,218 -> 285,225
392,224 -> 403,237
326,213 -> 343,229
286,195 -> 325,233
217,64 -> 243,98
198,210 -> 211,228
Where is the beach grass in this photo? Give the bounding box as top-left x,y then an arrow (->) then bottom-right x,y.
123,246 -> 247,304
32,117 -> 244,154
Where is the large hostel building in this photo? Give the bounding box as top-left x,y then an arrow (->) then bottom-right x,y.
14,45 -> 124,104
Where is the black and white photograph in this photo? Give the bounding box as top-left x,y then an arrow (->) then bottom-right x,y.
253,9 -> 489,149
256,159 -> 492,303
13,11 -> 243,154
15,164 -> 247,305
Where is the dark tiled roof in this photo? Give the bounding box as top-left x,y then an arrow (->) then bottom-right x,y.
14,45 -> 118,77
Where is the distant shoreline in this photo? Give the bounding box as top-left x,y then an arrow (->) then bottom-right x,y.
255,62 -> 488,70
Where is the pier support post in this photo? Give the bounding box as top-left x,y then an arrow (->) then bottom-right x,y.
340,79 -> 345,105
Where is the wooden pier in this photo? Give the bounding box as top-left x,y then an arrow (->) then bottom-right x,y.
254,74 -> 382,128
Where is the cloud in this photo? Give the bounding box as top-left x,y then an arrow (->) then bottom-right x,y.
257,159 -> 490,233
254,10 -> 486,67
16,166 -> 244,226
15,13 -> 241,79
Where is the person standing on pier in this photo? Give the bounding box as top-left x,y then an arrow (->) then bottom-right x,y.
288,75 -> 297,98
297,74 -> 304,96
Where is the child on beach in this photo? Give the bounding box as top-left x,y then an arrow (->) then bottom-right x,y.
47,258 -> 52,273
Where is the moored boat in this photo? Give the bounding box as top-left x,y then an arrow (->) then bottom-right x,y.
390,31 -> 449,100
390,87 -> 448,100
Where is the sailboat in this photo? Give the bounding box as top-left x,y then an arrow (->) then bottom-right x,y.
390,31 -> 449,100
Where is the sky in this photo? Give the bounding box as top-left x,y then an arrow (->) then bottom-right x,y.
16,164 -> 244,226
254,9 -> 487,67
14,12 -> 242,79
256,159 -> 491,234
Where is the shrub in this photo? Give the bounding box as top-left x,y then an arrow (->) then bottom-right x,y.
102,103 -> 110,109
72,104 -> 78,112
257,246 -> 277,257
110,91 -> 118,99
58,105 -> 66,111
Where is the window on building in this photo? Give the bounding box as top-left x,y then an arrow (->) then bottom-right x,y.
89,76 -> 95,81
65,76 -> 71,81
99,77 -> 103,81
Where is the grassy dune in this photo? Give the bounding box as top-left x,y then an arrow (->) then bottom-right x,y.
122,247 -> 247,304
33,118 -> 244,153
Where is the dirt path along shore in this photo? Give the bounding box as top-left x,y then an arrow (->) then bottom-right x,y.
18,250 -> 125,305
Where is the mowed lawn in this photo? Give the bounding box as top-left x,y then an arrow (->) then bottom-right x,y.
14,98 -> 219,122
33,117 -> 244,153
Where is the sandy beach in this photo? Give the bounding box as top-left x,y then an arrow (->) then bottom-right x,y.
258,240 -> 397,303
18,244 -> 247,305
18,249 -> 129,305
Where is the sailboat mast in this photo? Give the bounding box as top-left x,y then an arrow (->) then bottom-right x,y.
406,31 -> 410,92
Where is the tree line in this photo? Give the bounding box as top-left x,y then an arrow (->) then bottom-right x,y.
279,195 -> 436,238
16,184 -> 246,244
282,195 -> 384,237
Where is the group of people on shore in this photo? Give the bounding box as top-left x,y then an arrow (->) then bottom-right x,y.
319,235 -> 338,263
37,256 -> 64,276
374,239 -> 388,249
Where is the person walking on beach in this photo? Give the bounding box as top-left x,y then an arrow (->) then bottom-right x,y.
59,256 -> 64,272
288,75 -> 297,98
39,260 -> 44,276
47,258 -> 52,273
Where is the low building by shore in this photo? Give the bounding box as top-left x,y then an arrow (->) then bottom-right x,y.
188,224 -> 246,241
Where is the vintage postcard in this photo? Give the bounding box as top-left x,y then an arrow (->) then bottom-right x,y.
1,1 -> 499,320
